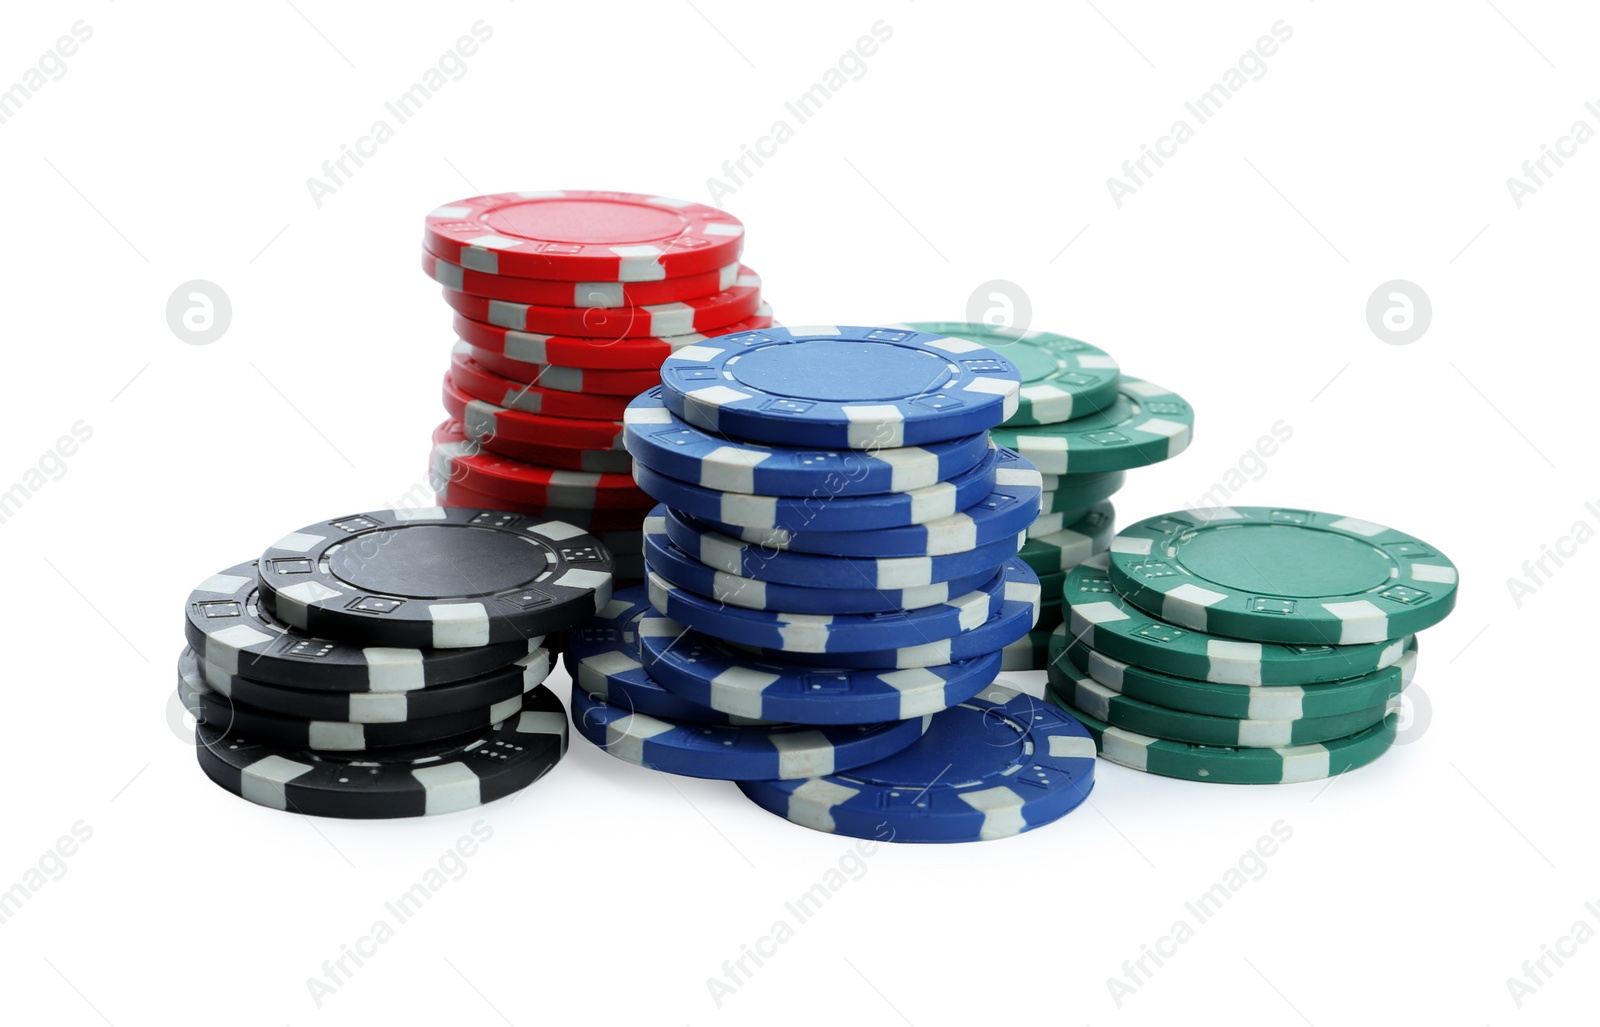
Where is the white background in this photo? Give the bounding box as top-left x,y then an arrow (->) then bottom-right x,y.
1,1 -> 1594,1024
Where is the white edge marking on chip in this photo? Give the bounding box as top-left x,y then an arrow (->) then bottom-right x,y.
429,204 -> 474,218
307,722 -> 368,750
710,666 -> 779,719
534,520 -> 587,541
786,778 -> 857,832
1329,516 -> 1387,537
1099,725 -> 1153,770
1410,563 -> 1458,584
240,755 -> 314,810
1276,742 -> 1333,783
411,762 -> 484,815
964,376 -> 1020,400
1110,536 -> 1154,556
703,222 -> 744,238
271,531 -> 327,553
430,603 -> 490,648
1187,506 -> 1242,524
703,446 -> 770,493
958,786 -> 1027,839
1325,599 -> 1390,644
361,649 -> 427,692
923,335 -> 984,355
786,325 -> 842,337
1048,734 -> 1098,761
1072,600 -> 1128,628
770,730 -> 838,777
625,404 -> 674,426
1206,639 -> 1266,685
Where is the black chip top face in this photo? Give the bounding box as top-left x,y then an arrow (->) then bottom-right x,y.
254,508 -> 615,649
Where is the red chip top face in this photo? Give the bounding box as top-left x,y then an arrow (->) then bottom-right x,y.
424,191 -> 745,282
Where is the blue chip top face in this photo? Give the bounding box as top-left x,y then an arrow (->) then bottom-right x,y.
736,683 -> 1097,843
657,325 -> 1022,450
623,389 -> 992,498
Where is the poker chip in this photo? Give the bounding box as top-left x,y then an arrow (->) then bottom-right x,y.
433,474 -> 653,537
744,559 -> 1041,669
646,551 -> 1011,654
892,322 -> 1121,425
448,343 -> 631,420
569,688 -> 929,781
699,448 -> 1043,558
194,641 -> 551,724
195,685 -> 569,818
1048,665 -> 1398,747
465,346 -> 665,396
637,611 -> 1003,724
423,248 -> 743,307
990,377 -> 1195,475
1065,637 -> 1419,721
1000,630 -> 1055,672
443,374 -> 626,451
256,507 -> 614,649
431,424 -> 645,511
183,562 -> 538,692
563,587 -> 770,726
432,419 -> 633,474
662,506 -> 1023,591
1038,469 -> 1125,513
622,388 -> 992,498
659,325 -> 1021,448
179,649 -> 534,752
1017,503 -> 1116,577
642,513 -> 995,614
633,442 -> 1001,533
1060,555 -> 1411,685
1107,507 -> 1460,646
425,191 -> 745,282
1057,698 -> 1399,785
452,303 -> 775,371
737,684 -> 1096,843
440,268 -> 762,337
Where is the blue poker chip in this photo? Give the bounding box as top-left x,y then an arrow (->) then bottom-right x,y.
737,683 -> 1096,843
633,441 -> 999,533
658,325 -> 1022,448
697,447 -> 1043,558
623,388 -> 992,497
642,512 -> 994,614
568,688 -> 930,780
744,558 -> 1041,669
663,506 -> 1022,589
637,611 -> 1004,724
647,560 -> 1009,654
562,586 -> 770,726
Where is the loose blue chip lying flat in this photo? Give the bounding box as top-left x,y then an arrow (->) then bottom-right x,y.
741,558 -> 1042,669
693,447 -> 1042,558
623,389 -> 992,497
642,512 -> 994,614
562,586 -> 771,726
568,688 -> 929,780
737,683 -> 1096,843
646,560 -> 1009,654
637,610 -> 1004,724
657,325 -> 1022,449
633,442 -> 999,533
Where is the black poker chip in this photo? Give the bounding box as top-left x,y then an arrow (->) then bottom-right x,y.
193,684 -> 569,819
184,562 -> 541,692
255,507 -> 614,649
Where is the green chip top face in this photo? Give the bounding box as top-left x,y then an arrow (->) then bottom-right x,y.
893,322 -> 1121,426
1106,508 -> 1459,646
1054,555 -> 1410,685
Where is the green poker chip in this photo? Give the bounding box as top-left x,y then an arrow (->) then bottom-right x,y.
1019,502 -> 1115,577
1049,691 -> 1400,784
1107,507 -> 1460,646
1040,470 -> 1125,508
1056,555 -> 1410,685
999,629 -> 1055,671
1037,598 -> 1066,634
897,321 -> 1121,425
1063,637 -> 1417,720
1047,665 -> 1397,747
990,377 -> 1194,475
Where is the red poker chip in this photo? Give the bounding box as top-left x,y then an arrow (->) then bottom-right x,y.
442,374 -> 626,451
424,191 -> 744,282
431,422 -> 648,510
432,467 -> 651,537
422,248 -> 743,308
452,303 -> 773,370
448,344 -> 630,421
464,345 -> 664,397
430,420 -> 631,474
439,268 -> 762,339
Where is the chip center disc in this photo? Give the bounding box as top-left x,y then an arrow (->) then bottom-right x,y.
730,342 -> 952,402
839,704 -> 1020,786
487,198 -> 685,244
326,525 -> 549,598
1178,524 -> 1390,597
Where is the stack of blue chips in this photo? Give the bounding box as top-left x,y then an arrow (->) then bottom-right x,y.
563,325 -> 1099,844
